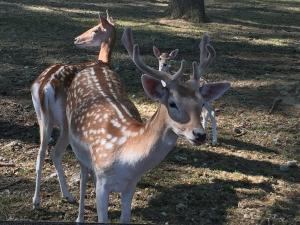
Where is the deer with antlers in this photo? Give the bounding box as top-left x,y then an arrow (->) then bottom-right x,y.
153,42 -> 219,145
65,27 -> 230,223
31,12 -> 140,209
196,34 -> 220,145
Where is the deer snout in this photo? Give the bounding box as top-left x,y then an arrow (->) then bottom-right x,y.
192,129 -> 206,145
74,37 -> 80,44
74,36 -> 85,45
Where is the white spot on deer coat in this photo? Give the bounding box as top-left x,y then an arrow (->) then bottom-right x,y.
104,142 -> 113,149
117,136 -> 127,145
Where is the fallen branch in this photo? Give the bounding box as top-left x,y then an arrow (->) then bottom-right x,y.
0,162 -> 16,167
233,126 -> 247,137
233,130 -> 247,137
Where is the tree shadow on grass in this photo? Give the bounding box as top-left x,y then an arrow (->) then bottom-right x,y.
0,0 -> 167,22
208,1 -> 300,32
0,120 -> 39,144
258,191 -> 300,225
0,175 -> 71,221
219,137 -> 278,154
168,146 -> 300,183
1,0 -> 298,92
108,179 -> 272,225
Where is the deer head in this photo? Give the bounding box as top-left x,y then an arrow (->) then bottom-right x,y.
153,46 -> 179,72
74,11 -> 115,49
122,28 -> 230,145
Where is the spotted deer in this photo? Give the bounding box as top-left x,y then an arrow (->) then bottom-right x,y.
31,13 -> 140,209
154,44 -> 219,145
66,27 -> 230,223
153,45 -> 179,72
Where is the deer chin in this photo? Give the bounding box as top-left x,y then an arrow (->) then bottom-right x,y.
189,138 -> 206,146
74,42 -> 100,50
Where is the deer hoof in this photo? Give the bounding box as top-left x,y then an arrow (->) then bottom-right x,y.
33,201 -> 40,210
65,195 -> 76,204
211,141 -> 218,146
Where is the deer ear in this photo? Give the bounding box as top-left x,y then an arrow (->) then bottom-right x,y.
169,49 -> 179,59
99,15 -> 110,28
153,46 -> 161,58
141,74 -> 166,101
199,82 -> 230,102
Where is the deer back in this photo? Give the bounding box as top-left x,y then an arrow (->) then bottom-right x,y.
67,64 -> 144,169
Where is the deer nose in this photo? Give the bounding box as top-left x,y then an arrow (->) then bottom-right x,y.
74,37 -> 80,44
192,130 -> 206,142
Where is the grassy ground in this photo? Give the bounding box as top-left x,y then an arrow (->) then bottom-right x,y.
0,0 -> 300,224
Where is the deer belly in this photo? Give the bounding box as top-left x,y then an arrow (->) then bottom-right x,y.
69,135 -> 93,170
49,97 -> 66,125
42,83 -> 66,126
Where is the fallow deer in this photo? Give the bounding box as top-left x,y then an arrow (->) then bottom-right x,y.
153,45 -> 179,72
153,44 -> 219,145
65,27 -> 230,223
31,13 -> 140,209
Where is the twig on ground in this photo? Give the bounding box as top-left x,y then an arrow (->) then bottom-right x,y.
0,162 -> 15,167
233,130 -> 247,137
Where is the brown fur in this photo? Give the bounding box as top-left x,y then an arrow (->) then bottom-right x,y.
35,64 -> 61,111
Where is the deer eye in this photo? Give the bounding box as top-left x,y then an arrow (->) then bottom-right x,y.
169,101 -> 178,109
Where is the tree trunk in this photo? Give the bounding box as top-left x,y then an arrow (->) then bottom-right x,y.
168,0 -> 207,23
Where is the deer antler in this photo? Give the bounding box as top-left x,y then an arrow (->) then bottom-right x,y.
121,27 -> 134,58
192,33 -> 216,80
122,28 -> 185,82
106,9 -> 114,25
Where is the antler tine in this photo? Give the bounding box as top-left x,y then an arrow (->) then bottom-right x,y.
106,9 -> 109,20
197,33 -> 216,79
172,60 -> 185,80
122,28 -> 173,82
122,28 -> 185,83
191,61 -> 199,80
121,27 -> 134,58
98,12 -> 101,21
106,9 -> 114,24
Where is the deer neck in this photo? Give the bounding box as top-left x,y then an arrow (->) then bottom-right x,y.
120,104 -> 178,172
98,34 -> 115,64
143,104 -> 176,144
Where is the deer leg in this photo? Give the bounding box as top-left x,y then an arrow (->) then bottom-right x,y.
210,109 -> 218,145
120,182 -> 137,223
50,122 -> 75,203
205,103 -> 218,145
76,164 -> 89,223
33,118 -> 52,209
201,107 -> 209,130
91,171 -> 97,188
95,178 -> 109,223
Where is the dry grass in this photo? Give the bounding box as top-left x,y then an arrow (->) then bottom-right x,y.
0,0 -> 299,224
